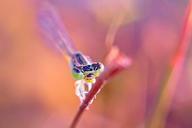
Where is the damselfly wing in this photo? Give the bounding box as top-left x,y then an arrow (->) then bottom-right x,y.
38,3 -> 104,104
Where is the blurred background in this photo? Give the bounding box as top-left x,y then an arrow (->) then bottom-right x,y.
0,0 -> 191,128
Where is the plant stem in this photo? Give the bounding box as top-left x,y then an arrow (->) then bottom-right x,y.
70,53 -> 131,128
147,2 -> 192,128
69,15 -> 130,128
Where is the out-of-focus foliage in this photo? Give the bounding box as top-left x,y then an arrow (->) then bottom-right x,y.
87,0 -> 138,25
0,0 -> 191,128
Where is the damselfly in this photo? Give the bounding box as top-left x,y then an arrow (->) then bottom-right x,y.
38,4 -> 104,103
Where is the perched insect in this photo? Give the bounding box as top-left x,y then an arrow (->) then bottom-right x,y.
38,4 -> 104,103
71,52 -> 104,84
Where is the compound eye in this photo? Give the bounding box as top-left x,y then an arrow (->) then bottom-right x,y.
72,68 -> 84,80
92,62 -> 104,77
92,62 -> 104,71
82,65 -> 93,72
92,63 -> 100,70
73,68 -> 81,73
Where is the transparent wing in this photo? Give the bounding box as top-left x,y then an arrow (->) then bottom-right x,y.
38,3 -> 76,56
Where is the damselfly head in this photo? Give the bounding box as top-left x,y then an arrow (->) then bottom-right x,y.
71,54 -> 104,83
83,62 -> 104,83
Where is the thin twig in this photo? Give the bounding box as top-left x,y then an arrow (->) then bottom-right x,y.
69,14 -> 130,128
70,51 -> 131,128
